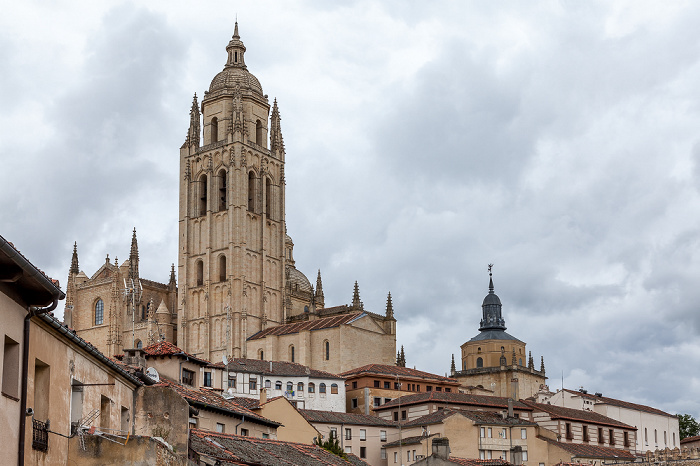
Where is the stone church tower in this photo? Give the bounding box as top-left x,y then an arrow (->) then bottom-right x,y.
178,23 -> 312,362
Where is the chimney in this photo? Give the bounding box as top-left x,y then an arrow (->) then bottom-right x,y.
260,387 -> 267,405
123,348 -> 146,370
432,437 -> 450,460
508,398 -> 514,418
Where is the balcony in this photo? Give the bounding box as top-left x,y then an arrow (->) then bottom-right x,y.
32,419 -> 49,452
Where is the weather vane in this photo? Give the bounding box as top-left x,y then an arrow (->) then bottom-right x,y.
488,263 -> 493,276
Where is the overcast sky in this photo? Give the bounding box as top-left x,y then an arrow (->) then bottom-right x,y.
2,1 -> 699,419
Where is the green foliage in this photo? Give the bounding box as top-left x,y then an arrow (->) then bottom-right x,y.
314,434 -> 347,459
678,414 -> 700,440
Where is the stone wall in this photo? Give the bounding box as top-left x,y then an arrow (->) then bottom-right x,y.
68,434 -> 192,465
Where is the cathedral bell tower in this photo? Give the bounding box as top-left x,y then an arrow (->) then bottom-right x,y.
178,23 -> 287,362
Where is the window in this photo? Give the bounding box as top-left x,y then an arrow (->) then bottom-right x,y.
481,427 -> 485,438
381,448 -> 387,459
664,431 -> 667,445
394,382 -> 400,390
262,433 -> 270,439
331,383 -> 338,394
521,428 -> 527,439
610,429 -> 615,445
240,428 -> 248,436
476,357 -> 483,368
487,427 -> 492,438
199,174 -> 208,216
287,382 -> 293,392
2,336 -> 20,399
346,446 -> 352,454
211,117 -> 218,143
345,428 -> 352,440
34,359 -> 50,421
325,341 -> 330,360
121,406 -> 129,432
374,397 -> 381,407
522,451 -> 528,461
181,368 -> 195,386
100,394 -> 111,430
417,385 -> 421,392
95,299 -> 104,325
480,451 -> 485,460
265,379 -> 271,389
401,410 -> 407,420
436,387 -> 442,392
228,375 -> 236,389
219,255 -> 226,282
384,398 -> 391,403
308,382 -> 315,393
374,380 -> 380,388
645,428 -> 648,444
487,451 -> 492,460
445,387 -> 451,393
655,429 -> 658,444
248,171 -> 255,212
673,432 -> 676,447
218,169 -> 227,211
298,382 -> 304,392
319,383 -> 326,393
290,345 -> 295,362
360,446 -> 366,458
330,427 -> 337,438
275,381 -> 282,390
500,428 -> 507,439
352,381 -> 357,389
259,350 -> 264,360
394,452 -> 398,463
598,427 -> 604,444
384,381 -> 390,389
351,398 -> 358,409
204,372 -> 212,387
249,379 -> 257,390
393,411 -> 398,421
565,423 -> 573,440
427,386 -> 433,392
360,429 -> 366,440
624,431 -> 630,447
196,260 -> 204,286
583,425 -> 589,442
135,339 -> 142,349
380,430 -> 387,442
216,423 -> 225,433
255,119 -> 263,146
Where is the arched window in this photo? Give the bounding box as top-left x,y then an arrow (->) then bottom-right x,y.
199,174 -> 208,216
248,171 -> 255,212
476,357 -> 483,368
287,382 -> 293,392
308,382 -> 315,393
265,177 -> 271,219
519,358 -> 523,366
211,117 -> 218,143
259,350 -> 264,360
135,339 -> 142,349
325,341 -> 330,361
219,255 -> 226,282
265,380 -> 271,389
289,345 -> 295,363
94,299 -> 104,325
477,347 -> 482,353
256,119 -> 263,146
141,304 -> 147,320
331,383 -> 338,394
319,383 -> 327,394
297,382 -> 304,392
275,381 -> 282,390
304,306 -> 309,313
196,260 -> 204,286
218,169 -> 227,211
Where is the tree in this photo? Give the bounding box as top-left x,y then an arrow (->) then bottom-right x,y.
314,434 -> 347,459
678,414 -> 700,440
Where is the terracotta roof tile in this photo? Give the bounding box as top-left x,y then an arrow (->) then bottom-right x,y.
383,435 -> 430,448
522,401 -> 636,430
681,435 -> 700,444
142,341 -> 210,365
189,428 -> 372,465
248,313 -> 364,340
300,409 -> 397,427
403,408 -> 536,428
376,391 -> 532,412
539,436 -> 636,460
563,389 -> 674,417
340,364 -> 459,384
448,459 -> 513,466
209,358 -> 344,380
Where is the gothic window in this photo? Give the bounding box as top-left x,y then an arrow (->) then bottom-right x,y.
219,255 -> 226,282
211,117 -> 218,143
199,174 -> 208,216
94,299 -> 104,325
324,341 -> 330,361
218,169 -> 227,211
196,260 -> 204,286
289,345 -> 295,362
265,177 -> 271,219
247,171 -> 255,212
476,357 -> 483,368
255,119 -> 263,146
135,340 -> 142,349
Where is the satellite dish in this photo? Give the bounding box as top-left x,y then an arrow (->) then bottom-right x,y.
222,355 -> 229,366
146,367 -> 160,383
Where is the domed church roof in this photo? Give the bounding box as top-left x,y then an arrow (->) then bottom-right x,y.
286,265 -> 312,294
469,268 -> 522,342
207,22 -> 264,97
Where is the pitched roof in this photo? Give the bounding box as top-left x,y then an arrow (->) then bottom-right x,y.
522,401 -> 636,430
403,408 -> 537,428
375,391 -> 532,412
447,459 -> 513,466
340,364 -> 459,385
539,436 -> 637,460
562,389 -> 674,417
156,379 -> 279,427
142,341 -> 210,365
248,312 -> 364,340
209,358 -> 344,380
681,435 -> 700,444
189,429 -> 371,466
300,409 -> 397,427
383,434 -> 430,448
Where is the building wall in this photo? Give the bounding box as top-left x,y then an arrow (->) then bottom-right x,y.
453,367 -> 545,400
310,421 -> 399,466
134,385 -> 190,454
345,376 -> 458,415
67,435 -> 189,466
193,408 -> 277,439
256,397 -> 319,444
25,318 -> 138,465
0,291 -> 26,466
461,338 -> 527,371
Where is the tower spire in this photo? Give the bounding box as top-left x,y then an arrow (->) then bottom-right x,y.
70,242 -> 79,274
352,281 -> 362,310
129,228 -> 139,281
450,354 -> 456,375
270,99 -> 285,156
226,21 -> 247,68
479,263 -> 506,331
385,292 -> 394,319
187,93 -> 200,147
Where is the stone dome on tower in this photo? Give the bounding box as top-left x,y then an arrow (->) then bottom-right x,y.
207,22 -> 264,97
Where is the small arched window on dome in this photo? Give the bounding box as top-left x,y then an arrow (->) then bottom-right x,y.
248,171 -> 255,212
196,260 -> 204,286
476,357 -> 483,368
211,117 -> 218,143
256,119 -> 263,146
94,299 -> 104,325
219,255 -> 226,282
218,169 -> 227,211
199,174 -> 208,216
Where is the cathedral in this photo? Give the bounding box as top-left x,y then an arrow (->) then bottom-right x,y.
64,24 -> 397,371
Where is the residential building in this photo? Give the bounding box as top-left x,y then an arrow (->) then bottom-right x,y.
537,388 -> 679,453
300,409 -> 399,465
681,435 -> 700,449
251,393 -> 320,443
341,364 -> 460,415
188,428 -> 372,465
411,437 -> 514,466
123,340 -> 211,388
375,392 -> 534,424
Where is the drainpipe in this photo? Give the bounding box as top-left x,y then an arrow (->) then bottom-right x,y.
18,299 -> 59,466
235,415 -> 246,435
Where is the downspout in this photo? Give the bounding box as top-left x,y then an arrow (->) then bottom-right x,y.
235,415 -> 246,435
18,299 -> 59,466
